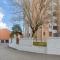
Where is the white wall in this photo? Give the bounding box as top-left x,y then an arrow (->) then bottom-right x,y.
9,37 -> 60,55
47,37 -> 60,55
9,38 -> 47,53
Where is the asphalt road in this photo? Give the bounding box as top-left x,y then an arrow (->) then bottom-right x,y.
0,43 -> 60,60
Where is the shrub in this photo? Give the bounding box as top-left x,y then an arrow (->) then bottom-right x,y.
33,42 -> 47,46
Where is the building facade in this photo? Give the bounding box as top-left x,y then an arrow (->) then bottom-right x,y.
31,0 -> 60,40
0,29 -> 10,43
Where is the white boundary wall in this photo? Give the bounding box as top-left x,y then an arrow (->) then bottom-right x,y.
9,38 -> 47,53
47,37 -> 60,55
9,37 -> 60,55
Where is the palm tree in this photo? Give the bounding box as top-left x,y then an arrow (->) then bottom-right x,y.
12,24 -> 22,33
10,24 -> 23,43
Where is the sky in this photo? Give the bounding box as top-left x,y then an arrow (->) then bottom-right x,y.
0,0 -> 24,31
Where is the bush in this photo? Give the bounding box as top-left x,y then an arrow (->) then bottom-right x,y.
33,42 -> 47,46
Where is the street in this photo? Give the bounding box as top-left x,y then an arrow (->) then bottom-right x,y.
0,43 -> 60,60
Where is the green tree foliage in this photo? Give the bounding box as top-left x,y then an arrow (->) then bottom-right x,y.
10,24 -> 23,38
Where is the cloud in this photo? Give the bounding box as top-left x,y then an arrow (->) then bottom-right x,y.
0,7 -> 4,22
0,12 -> 4,21
0,22 -> 8,29
0,8 -> 7,29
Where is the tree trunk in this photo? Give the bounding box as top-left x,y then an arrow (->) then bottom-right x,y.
32,26 -> 43,42
32,30 -> 37,42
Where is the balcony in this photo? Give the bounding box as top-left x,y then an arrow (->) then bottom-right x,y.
49,25 -> 57,32
52,30 -> 57,33
49,29 -> 57,33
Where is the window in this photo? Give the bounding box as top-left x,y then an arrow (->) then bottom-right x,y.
5,40 -> 9,43
49,32 -> 52,37
53,26 -> 57,30
1,40 -> 4,43
53,33 -> 58,37
53,12 -> 56,16
43,32 -> 45,36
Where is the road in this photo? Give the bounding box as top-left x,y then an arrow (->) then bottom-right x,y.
0,43 -> 60,60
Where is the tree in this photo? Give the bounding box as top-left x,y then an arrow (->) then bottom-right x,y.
22,0 -> 50,40
12,24 -> 22,33
10,24 -> 23,39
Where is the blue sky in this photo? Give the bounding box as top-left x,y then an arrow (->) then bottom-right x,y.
0,0 -> 24,31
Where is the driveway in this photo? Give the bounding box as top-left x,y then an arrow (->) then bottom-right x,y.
0,43 -> 60,60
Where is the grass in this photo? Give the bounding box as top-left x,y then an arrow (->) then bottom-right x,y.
33,42 -> 47,46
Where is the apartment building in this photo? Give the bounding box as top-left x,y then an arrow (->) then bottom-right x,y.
48,0 -> 57,37
48,0 -> 60,37
31,0 -> 60,40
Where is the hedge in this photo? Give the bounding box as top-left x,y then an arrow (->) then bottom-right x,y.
33,42 -> 47,46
